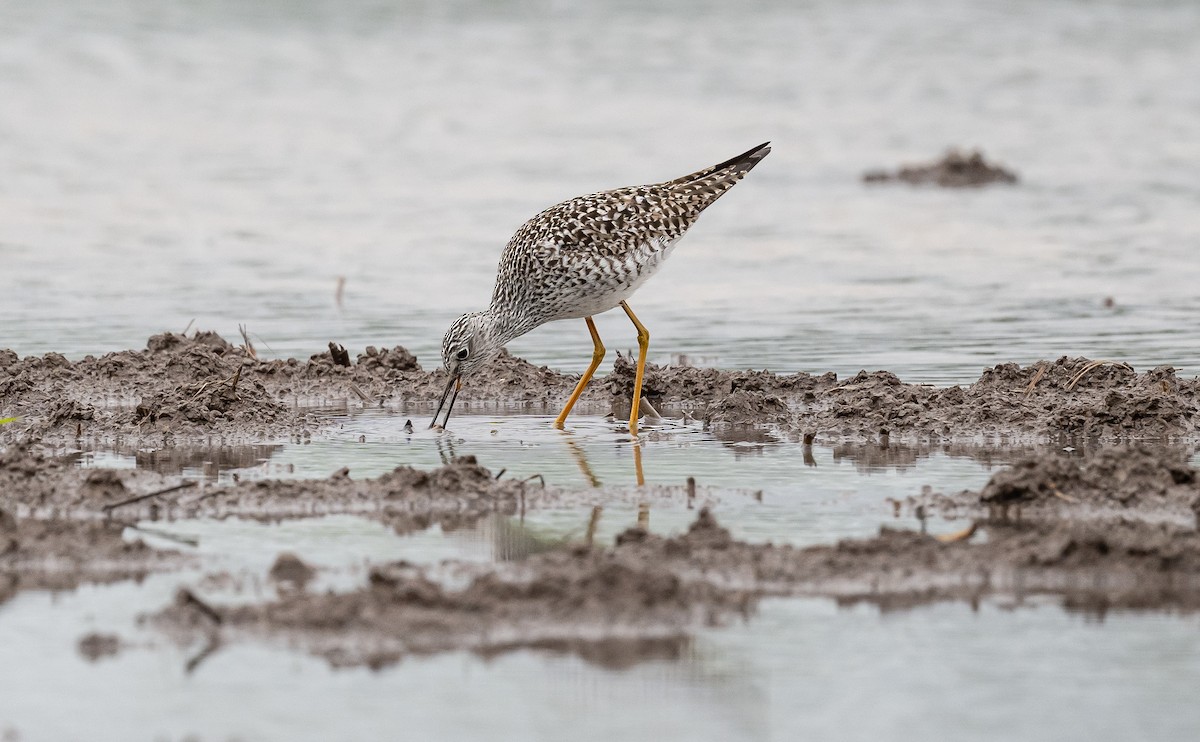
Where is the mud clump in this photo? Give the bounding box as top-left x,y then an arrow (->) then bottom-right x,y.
912,445 -> 1200,526
269,553 -> 316,591
0,332 -> 303,442
979,446 -> 1197,508
863,148 -> 1018,187
133,375 -> 284,428
78,632 -> 122,662
705,390 -> 792,427
815,358 -> 1200,442
355,345 -> 419,373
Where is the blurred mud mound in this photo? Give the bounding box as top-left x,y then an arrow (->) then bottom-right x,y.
863,148 -> 1018,187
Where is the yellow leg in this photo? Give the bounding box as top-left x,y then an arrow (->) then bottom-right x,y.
554,317 -> 605,429
619,301 -> 650,437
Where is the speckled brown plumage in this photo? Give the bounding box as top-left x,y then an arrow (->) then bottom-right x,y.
440,142 -> 772,369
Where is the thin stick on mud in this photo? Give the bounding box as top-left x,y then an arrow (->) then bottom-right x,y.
185,636 -> 222,675
1066,359 -> 1133,391
176,587 -> 223,625
102,481 -> 198,512
1023,362 -> 1048,398
182,318 -> 195,336
128,524 -> 201,548
238,324 -> 257,360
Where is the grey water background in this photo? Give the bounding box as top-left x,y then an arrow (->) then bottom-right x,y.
2,0 -> 1199,383
4,1 -> 1200,741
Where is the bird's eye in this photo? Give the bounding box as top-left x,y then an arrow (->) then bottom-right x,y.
456,348 -> 469,361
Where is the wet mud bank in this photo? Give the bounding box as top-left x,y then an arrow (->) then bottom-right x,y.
610,354 -> 1200,442
915,445 -> 1200,526
0,442 -> 719,524
3,331 -> 1199,444
0,331 -> 581,444
0,443 -> 717,607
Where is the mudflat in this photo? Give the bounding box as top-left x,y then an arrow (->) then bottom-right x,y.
3,331 -> 1197,444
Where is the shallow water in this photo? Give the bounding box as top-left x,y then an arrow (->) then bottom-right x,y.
2,0 -> 1200,384
6,559 -> 1200,741
4,0 -> 1200,739
1,413 -> 1196,741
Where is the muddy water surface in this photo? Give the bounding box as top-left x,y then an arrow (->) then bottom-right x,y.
5,414 -> 1200,740
5,0 -> 1200,739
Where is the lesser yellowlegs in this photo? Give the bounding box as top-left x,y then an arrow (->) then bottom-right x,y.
432,142 -> 771,434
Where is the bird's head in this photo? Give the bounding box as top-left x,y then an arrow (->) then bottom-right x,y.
430,312 -> 504,429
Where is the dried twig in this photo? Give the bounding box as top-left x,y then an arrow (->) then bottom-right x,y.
1066,360 -> 1133,391
238,324 -> 257,360
335,276 -> 346,310
176,588 -> 223,625
1022,362 -> 1048,398
128,524 -> 200,548
185,636 -> 222,675
102,481 -> 198,512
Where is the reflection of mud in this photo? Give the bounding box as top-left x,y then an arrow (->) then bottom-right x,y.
153,488 -> 1200,668
830,442 -> 1047,473
4,332 -> 1200,443
131,445 -> 283,478
0,506 -> 185,606
54,442 -> 284,480
863,149 -> 1018,187
151,511 -> 750,669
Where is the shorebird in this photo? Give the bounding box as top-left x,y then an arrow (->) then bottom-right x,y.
431,142 -> 771,435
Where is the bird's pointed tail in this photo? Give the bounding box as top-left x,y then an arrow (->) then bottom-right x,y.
664,141 -> 771,205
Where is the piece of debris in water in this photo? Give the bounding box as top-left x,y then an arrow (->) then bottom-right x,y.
863,149 -> 1018,188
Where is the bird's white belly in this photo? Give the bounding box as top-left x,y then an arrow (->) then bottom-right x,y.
554,238 -> 678,319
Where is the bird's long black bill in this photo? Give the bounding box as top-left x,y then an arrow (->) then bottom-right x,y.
430,374 -> 462,429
